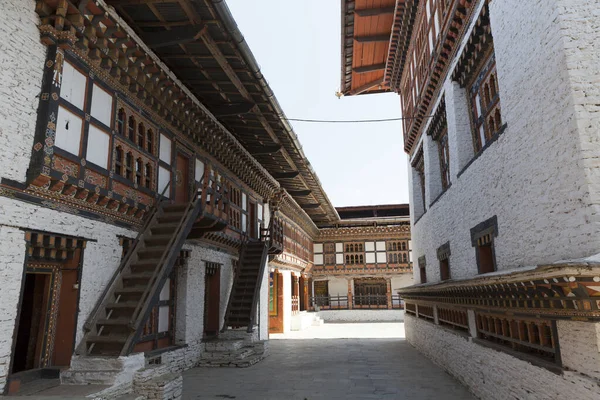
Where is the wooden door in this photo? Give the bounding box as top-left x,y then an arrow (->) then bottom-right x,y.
52,266 -> 79,366
204,265 -> 221,337
175,153 -> 190,203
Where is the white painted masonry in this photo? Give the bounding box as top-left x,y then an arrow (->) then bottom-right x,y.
280,270 -> 292,333
410,0 -> 600,283
0,0 -> 45,184
405,315 -> 600,400
318,310 -> 404,323
0,196 -> 135,393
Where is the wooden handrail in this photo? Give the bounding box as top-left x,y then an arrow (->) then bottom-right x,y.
82,180 -> 172,333
128,181 -> 201,337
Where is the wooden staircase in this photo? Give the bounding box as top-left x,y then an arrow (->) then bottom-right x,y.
77,190 -> 206,357
223,240 -> 268,332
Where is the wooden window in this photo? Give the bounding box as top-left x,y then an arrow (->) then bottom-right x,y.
125,152 -> 133,180
437,242 -> 451,281
418,256 -> 427,284
438,308 -> 468,333
468,55 -> 502,153
145,163 -> 152,188
135,158 -> 143,185
146,129 -> 154,154
115,146 -> 123,176
471,216 -> 498,274
137,123 -> 145,148
438,128 -> 450,190
127,116 -> 135,141
117,108 -> 126,135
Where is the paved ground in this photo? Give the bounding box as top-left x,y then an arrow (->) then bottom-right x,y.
183,323 -> 474,400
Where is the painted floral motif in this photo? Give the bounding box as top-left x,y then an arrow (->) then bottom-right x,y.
52,156 -> 79,178
84,169 -> 107,188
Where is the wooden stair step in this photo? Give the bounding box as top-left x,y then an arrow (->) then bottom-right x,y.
87,335 -> 128,344
144,235 -> 173,245
162,204 -> 189,212
106,301 -> 139,309
97,318 -> 131,326
115,286 -> 147,294
132,259 -> 161,268
122,272 -> 154,280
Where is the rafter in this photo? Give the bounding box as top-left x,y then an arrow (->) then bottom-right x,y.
350,79 -> 384,95
354,35 -> 390,43
355,7 -> 395,17
353,64 -> 386,74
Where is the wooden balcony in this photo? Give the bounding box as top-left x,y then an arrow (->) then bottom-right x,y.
188,172 -> 230,239
262,216 -> 284,255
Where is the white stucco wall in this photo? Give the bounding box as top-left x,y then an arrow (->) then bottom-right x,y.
391,274 -> 414,291
410,0 -> 600,283
0,197 -> 135,392
0,0 -> 45,184
405,315 -> 600,399
318,310 -> 404,322
280,270 -> 292,333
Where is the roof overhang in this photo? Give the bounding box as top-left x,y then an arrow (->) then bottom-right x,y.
105,0 -> 340,225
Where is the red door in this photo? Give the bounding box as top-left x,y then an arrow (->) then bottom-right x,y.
52,267 -> 79,366
204,267 -> 221,337
175,153 -> 189,203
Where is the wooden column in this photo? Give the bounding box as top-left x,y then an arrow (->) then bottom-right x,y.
386,277 -> 392,309
347,278 -> 353,310
302,275 -> 309,312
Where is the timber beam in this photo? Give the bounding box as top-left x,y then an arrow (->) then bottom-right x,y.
354,35 -> 390,43
353,64 -> 386,74
272,171 -> 300,180
355,7 -> 395,17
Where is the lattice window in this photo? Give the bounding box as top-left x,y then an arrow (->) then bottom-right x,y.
405,303 -> 417,315
476,313 -> 558,363
117,108 -> 126,135
469,54 -> 502,153
344,242 -> 364,265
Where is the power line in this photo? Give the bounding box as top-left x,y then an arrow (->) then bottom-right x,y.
283,115 -> 433,123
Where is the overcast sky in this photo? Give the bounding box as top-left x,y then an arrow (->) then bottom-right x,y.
227,0 -> 410,206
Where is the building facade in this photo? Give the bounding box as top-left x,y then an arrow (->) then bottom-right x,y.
341,0 -> 600,399
0,0 -> 414,397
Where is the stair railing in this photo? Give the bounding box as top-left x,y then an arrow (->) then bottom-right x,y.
124,181 -> 203,354
221,235 -> 249,333
247,240 -> 269,333
81,180 -> 172,335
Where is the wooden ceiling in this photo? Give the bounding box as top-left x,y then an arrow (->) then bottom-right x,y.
106,0 -> 339,225
340,0 -> 398,96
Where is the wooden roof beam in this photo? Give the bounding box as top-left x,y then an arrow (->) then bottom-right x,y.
350,79 -> 384,95
272,171 -> 300,179
299,204 -> 322,209
142,26 -> 205,49
106,0 -> 178,5
287,189 -> 312,196
353,64 -> 386,74
246,144 -> 282,155
355,7 -> 395,17
354,35 -> 390,43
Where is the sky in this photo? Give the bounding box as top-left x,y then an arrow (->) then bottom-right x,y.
226,0 -> 410,207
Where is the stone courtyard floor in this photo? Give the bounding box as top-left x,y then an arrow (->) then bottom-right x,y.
182,322 -> 474,400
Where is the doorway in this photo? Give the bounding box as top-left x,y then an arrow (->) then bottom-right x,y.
175,153 -> 190,204
203,262 -> 221,337
12,273 -> 51,373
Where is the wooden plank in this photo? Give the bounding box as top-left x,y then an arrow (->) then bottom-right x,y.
353,63 -> 386,73
355,7 -> 395,17
354,34 -> 390,43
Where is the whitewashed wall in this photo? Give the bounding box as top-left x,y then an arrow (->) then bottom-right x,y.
405,315 -> 600,399
0,0 -> 45,184
280,270 -> 292,333
410,0 -> 600,283
0,197 -> 135,393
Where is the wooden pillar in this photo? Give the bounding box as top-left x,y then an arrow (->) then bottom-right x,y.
386,277 -> 392,309
302,275 -> 309,312
347,278 -> 353,310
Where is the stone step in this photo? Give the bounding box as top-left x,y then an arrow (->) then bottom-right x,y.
202,347 -> 254,361
204,339 -> 244,352
198,351 -> 266,368
312,318 -> 324,326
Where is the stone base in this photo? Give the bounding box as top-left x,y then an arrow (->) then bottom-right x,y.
198,339 -> 269,368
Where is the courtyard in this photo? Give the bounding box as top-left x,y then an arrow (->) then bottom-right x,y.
182,322 -> 474,400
